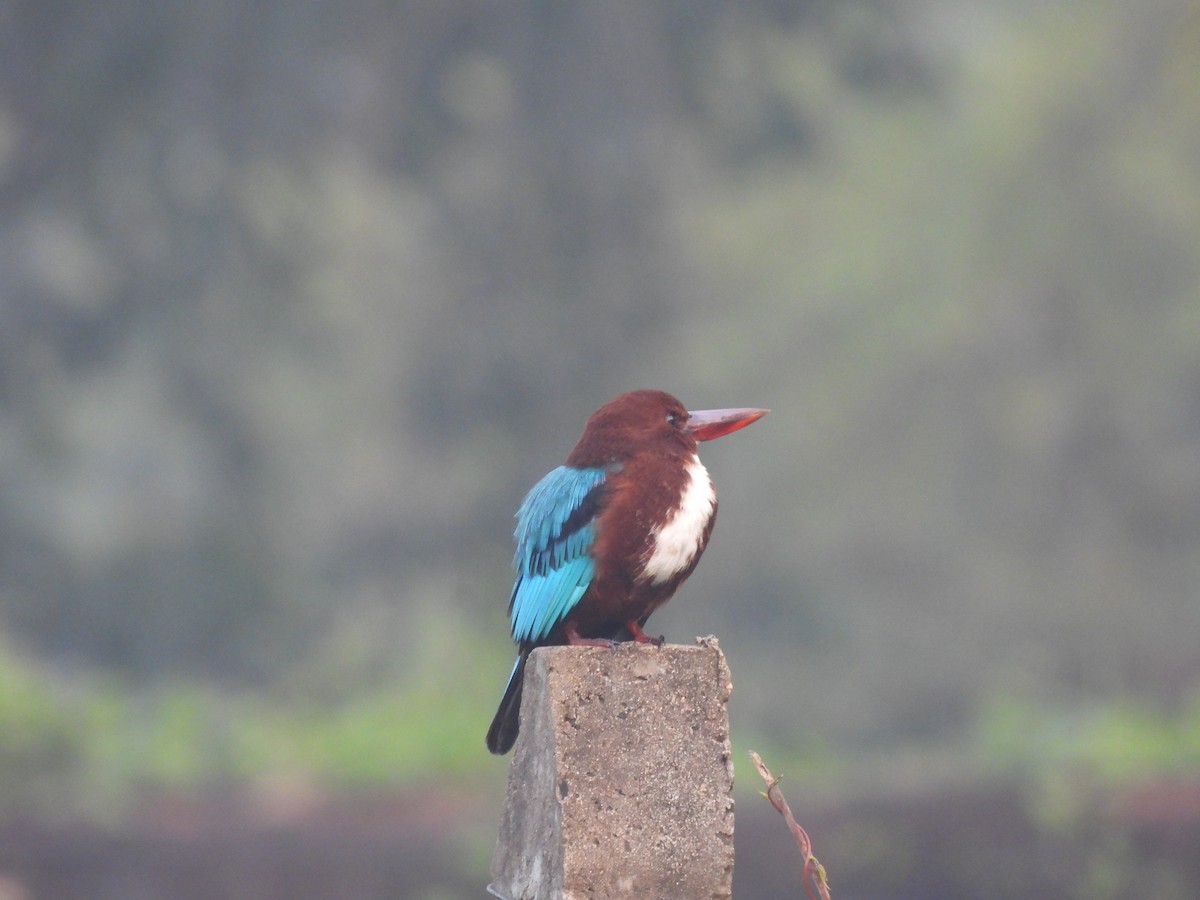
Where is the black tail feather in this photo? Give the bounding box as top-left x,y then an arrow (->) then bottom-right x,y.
486,652 -> 527,755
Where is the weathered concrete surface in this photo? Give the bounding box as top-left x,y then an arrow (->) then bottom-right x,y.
489,637 -> 735,900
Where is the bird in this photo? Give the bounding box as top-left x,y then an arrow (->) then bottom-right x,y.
486,389 -> 767,755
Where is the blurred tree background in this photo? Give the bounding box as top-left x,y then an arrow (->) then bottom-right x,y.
1,0 -> 1199,896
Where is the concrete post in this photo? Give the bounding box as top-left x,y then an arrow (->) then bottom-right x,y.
489,638 -> 735,900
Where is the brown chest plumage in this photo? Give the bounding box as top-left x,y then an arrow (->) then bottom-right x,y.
571,452 -> 717,634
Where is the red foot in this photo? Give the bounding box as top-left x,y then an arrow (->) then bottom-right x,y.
565,621 -> 615,648
625,619 -> 664,646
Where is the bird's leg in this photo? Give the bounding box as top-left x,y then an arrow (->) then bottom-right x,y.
564,621 -> 615,648
624,619 -> 664,646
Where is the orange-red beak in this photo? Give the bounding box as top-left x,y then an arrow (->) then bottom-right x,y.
686,407 -> 769,442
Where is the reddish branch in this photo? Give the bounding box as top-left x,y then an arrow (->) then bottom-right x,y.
750,751 -> 831,900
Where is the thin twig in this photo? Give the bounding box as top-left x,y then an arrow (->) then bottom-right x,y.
750,751 -> 831,900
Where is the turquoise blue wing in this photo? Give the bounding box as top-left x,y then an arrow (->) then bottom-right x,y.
508,465 -> 608,644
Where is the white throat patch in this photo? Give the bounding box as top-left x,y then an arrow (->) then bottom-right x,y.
641,457 -> 716,585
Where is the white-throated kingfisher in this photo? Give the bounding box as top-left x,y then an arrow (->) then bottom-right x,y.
486,389 -> 768,755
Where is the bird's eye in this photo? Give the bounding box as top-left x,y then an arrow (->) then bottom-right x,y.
667,410 -> 686,428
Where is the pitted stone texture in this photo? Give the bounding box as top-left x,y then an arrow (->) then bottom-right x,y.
490,639 -> 735,900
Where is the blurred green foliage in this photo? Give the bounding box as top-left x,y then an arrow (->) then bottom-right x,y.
979,691 -> 1200,785
0,0 -> 1198,835
0,632 -> 505,821
0,646 -> 80,814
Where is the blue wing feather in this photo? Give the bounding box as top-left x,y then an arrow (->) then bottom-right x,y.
508,465 -> 607,643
